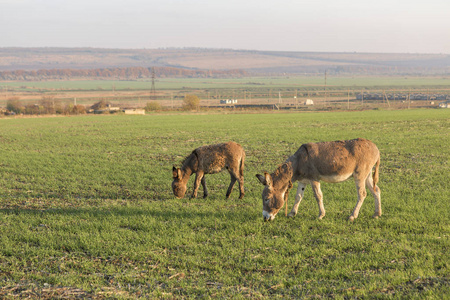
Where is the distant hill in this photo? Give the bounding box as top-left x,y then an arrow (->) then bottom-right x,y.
0,66 -> 248,81
1,47 -> 449,77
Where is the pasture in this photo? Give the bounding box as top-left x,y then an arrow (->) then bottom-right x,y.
2,76 -> 450,92
0,109 -> 449,298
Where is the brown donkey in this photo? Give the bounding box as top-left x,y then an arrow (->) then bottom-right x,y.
172,142 -> 245,199
256,138 -> 381,221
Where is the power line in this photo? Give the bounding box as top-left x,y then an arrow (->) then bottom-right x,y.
150,67 -> 156,100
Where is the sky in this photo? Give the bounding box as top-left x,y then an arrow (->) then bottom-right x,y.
1,0 -> 450,54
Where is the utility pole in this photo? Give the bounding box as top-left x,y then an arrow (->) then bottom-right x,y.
383,90 -> 390,108
408,89 -> 411,109
324,70 -> 327,106
361,89 -> 364,106
347,89 -> 350,110
150,67 -> 156,100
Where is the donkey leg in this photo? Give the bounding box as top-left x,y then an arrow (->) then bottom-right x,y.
237,176 -> 245,200
227,166 -> 244,199
366,174 -> 382,218
238,157 -> 245,200
191,171 -> 204,199
310,181 -> 326,219
201,176 -> 209,198
349,179 -> 367,221
236,170 -> 245,200
288,182 -> 307,217
226,172 -> 237,199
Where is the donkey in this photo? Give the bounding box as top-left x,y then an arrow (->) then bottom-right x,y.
172,141 -> 245,199
256,138 -> 381,221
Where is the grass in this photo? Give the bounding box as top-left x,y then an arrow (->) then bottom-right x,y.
2,76 -> 450,92
0,109 -> 449,298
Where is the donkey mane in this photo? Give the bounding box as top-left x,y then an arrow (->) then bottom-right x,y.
181,150 -> 198,171
271,161 -> 294,186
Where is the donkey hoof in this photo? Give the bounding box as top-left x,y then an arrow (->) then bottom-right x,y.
348,216 -> 356,222
287,212 -> 296,218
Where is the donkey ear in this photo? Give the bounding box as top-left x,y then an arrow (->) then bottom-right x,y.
256,174 -> 266,185
264,172 -> 273,187
172,166 -> 181,179
256,172 -> 273,187
172,166 -> 178,178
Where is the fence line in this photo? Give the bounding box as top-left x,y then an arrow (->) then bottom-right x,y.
3,88 -> 450,111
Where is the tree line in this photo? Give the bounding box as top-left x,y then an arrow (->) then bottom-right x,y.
3,94 -> 202,116
4,96 -> 86,116
0,67 -> 248,81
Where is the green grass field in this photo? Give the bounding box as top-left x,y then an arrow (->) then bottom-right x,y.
0,109 -> 449,298
2,76 -> 450,92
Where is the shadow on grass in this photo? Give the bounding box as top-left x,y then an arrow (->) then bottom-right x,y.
0,202 -> 260,222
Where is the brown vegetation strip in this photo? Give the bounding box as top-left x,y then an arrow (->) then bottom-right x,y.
0,285 -> 94,299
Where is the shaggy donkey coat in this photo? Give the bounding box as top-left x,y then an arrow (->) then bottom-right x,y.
172,142 -> 245,199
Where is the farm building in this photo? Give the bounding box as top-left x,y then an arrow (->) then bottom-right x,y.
90,101 -> 121,114
123,108 -> 146,115
220,99 -> 238,104
439,101 -> 450,108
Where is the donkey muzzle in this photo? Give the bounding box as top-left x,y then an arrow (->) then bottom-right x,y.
263,211 -> 274,221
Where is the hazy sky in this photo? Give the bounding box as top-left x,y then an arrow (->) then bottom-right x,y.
1,0 -> 449,53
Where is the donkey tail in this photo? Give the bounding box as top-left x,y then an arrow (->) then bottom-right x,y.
239,151 -> 245,178
373,153 -> 380,188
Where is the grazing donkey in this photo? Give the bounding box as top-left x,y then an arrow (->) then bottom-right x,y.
172,142 -> 245,199
256,138 -> 381,221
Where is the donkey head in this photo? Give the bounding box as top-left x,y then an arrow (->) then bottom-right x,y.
172,166 -> 187,198
256,173 -> 291,221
